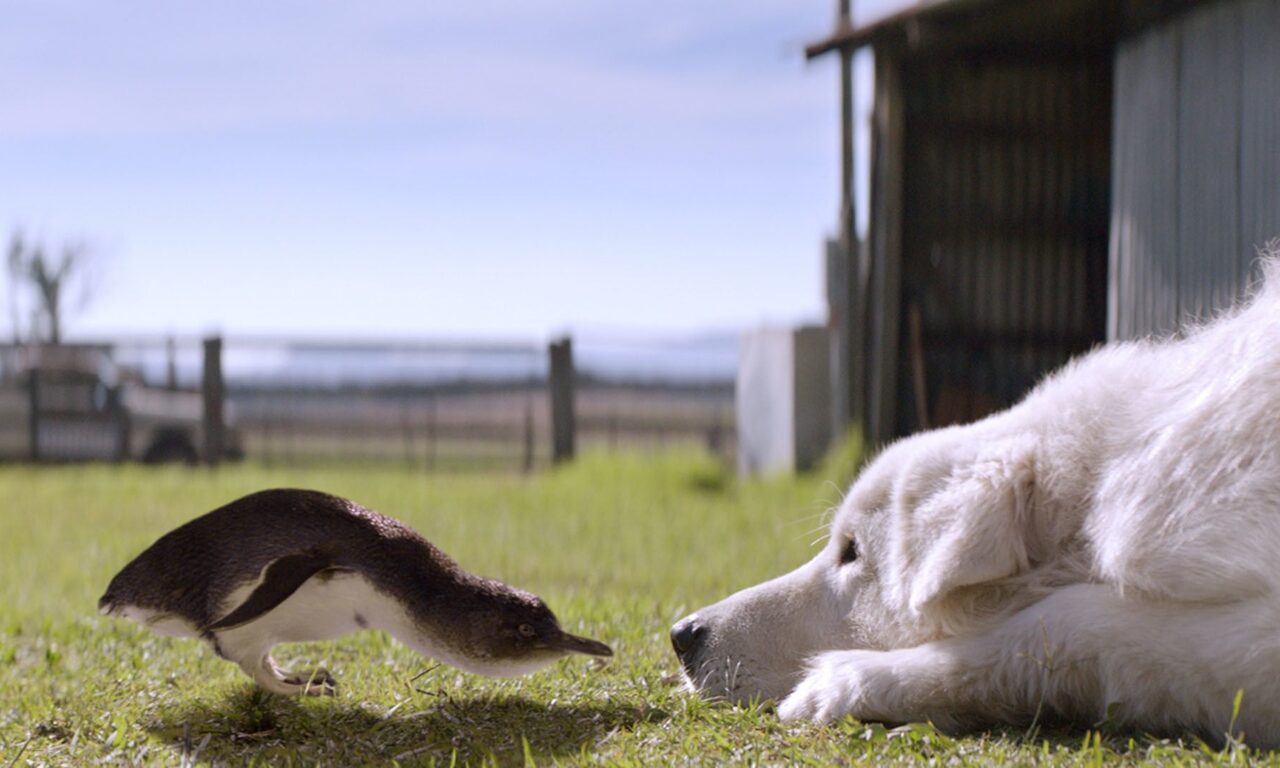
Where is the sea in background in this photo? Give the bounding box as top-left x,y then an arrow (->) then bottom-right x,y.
108,330 -> 742,388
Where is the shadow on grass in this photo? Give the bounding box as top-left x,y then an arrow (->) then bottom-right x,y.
976,718 -> 1240,757
842,716 -> 1250,759
149,687 -> 665,765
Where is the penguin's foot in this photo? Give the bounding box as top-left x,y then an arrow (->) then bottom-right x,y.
243,653 -> 337,696
282,668 -> 337,696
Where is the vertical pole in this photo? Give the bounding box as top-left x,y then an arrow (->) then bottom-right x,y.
264,394 -> 274,466
401,398 -> 414,468
907,303 -> 930,431
202,335 -> 224,467
426,391 -> 437,471
828,239 -> 851,434
284,392 -> 294,465
114,383 -> 131,462
706,420 -> 724,459
836,0 -> 865,442
548,336 -> 575,464
522,384 -> 535,474
165,335 -> 178,390
840,0 -> 855,242
27,368 -> 39,461
868,52 -> 906,447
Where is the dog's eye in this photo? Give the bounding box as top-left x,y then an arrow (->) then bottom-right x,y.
839,537 -> 859,565
517,623 -> 536,638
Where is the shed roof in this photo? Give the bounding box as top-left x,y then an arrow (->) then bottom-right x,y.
805,0 -> 1206,59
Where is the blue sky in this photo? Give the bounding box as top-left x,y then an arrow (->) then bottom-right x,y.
2,1 -> 900,341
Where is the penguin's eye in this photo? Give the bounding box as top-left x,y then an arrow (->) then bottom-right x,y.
839,536 -> 859,566
517,623 -> 536,638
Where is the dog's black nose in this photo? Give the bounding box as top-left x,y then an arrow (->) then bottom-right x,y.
670,615 -> 708,657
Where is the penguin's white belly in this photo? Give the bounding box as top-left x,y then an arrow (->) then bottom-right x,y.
217,570 -> 398,646
213,570 -> 488,675
115,568 -> 514,679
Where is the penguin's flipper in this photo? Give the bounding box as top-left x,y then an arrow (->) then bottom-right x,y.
207,551 -> 343,631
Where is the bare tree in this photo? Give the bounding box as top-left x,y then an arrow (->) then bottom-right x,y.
6,231 -> 95,345
5,233 -> 24,344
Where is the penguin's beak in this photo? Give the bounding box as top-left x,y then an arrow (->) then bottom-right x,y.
544,630 -> 613,657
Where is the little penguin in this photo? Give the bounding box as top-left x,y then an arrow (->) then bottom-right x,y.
99,488 -> 612,695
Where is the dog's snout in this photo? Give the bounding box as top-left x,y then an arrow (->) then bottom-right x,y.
670,615 -> 708,657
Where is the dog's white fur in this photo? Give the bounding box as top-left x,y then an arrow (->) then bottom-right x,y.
679,254 -> 1280,745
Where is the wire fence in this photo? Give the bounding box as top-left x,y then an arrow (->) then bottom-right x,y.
83,334 -> 739,470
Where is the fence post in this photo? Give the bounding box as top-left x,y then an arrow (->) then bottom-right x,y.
400,398 -> 415,468
114,387 -> 131,462
263,394 -> 274,466
202,335 -> 224,467
426,391 -> 436,471
165,334 -> 178,390
27,368 -> 39,461
522,385 -> 535,473
548,336 -> 575,464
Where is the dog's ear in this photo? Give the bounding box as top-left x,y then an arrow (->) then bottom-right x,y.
902,439 -> 1038,616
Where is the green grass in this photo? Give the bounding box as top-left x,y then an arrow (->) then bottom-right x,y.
0,451 -> 1268,766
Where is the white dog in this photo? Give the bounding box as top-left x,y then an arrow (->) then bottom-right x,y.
674,254 -> 1280,746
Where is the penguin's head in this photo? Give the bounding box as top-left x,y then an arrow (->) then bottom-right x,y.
451,580 -> 612,677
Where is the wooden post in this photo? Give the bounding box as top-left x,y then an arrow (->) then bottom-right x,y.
165,335 -> 178,390
907,302 -> 930,431
835,0 -> 865,442
868,52 -> 906,448
548,336 -> 575,463
114,385 -> 131,462
827,239 -> 853,436
27,368 -> 39,461
284,399 -> 294,465
400,398 -> 414,468
202,335 -> 224,466
264,395 -> 274,466
706,420 -> 724,458
426,391 -> 437,471
522,385 -> 535,474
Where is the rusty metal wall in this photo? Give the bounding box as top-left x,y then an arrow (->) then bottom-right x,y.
895,54 -> 1112,434
1110,0 -> 1280,341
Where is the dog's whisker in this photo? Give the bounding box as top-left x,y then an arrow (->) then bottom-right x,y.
800,521 -> 831,537
728,658 -> 744,695
693,656 -> 718,689
787,510 -> 833,530
794,523 -> 833,545
695,662 -> 720,695
787,503 -> 845,545
818,480 -> 851,509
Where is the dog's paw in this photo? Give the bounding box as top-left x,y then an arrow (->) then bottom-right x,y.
778,650 -> 887,724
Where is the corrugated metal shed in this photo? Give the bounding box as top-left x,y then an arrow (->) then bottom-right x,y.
812,0 -> 1115,445
1110,0 -> 1280,339
810,0 -> 1280,448
897,57 -> 1110,434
